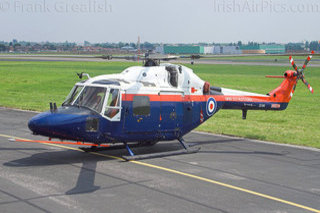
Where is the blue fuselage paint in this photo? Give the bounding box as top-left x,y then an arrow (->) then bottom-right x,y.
28,100 -> 219,144
28,98 -> 287,144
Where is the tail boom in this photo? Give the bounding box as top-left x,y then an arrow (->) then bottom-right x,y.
212,70 -> 297,111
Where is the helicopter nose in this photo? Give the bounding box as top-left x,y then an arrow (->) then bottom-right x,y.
28,112 -> 51,133
28,119 -> 36,132
28,106 -> 104,142
28,111 -> 86,140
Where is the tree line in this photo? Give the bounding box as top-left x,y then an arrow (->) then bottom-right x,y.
0,40 -> 319,52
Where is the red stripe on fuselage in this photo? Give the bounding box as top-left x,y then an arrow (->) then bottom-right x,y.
123,94 -> 186,102
122,94 -> 288,103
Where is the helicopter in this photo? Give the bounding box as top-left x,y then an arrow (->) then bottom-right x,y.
14,52 -> 314,160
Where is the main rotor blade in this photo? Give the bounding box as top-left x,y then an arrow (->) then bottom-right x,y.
301,78 -> 314,94
98,54 -> 181,62
180,54 -> 201,59
289,56 -> 299,72
98,55 -> 140,61
148,55 -> 179,60
301,51 -> 314,72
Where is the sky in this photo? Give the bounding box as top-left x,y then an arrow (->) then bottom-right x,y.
1,0 -> 320,44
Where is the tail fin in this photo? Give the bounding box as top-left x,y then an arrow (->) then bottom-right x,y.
267,70 -> 297,103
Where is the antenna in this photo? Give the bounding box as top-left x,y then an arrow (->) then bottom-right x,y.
137,36 -> 140,62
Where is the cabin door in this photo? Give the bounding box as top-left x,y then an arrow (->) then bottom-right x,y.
159,92 -> 183,138
124,95 -> 159,134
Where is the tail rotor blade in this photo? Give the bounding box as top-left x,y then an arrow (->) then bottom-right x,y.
301,51 -> 314,72
292,84 -> 296,92
289,56 -> 299,72
301,78 -> 314,94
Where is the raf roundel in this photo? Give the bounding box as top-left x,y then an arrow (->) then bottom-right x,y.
206,97 -> 217,116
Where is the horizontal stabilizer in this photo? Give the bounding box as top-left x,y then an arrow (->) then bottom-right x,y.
265,75 -> 284,78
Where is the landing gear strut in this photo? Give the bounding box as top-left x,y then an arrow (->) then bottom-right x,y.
122,138 -> 200,161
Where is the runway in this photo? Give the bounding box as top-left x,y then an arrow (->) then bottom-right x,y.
0,108 -> 319,213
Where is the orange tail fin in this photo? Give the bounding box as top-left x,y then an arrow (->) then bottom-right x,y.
268,70 -> 297,103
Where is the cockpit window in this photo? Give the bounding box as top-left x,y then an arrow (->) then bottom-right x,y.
166,66 -> 178,87
74,87 -> 106,113
63,86 -> 83,106
104,89 -> 120,118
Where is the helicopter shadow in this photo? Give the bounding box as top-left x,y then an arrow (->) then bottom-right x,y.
2,142 -> 184,195
3,149 -> 118,195
65,160 -> 100,195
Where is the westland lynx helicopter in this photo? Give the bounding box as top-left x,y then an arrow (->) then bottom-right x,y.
14,52 -> 314,160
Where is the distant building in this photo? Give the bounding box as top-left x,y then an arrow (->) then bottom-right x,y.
222,46 -> 241,54
203,46 -> 214,54
163,45 -> 243,55
210,46 -> 241,54
260,44 -> 285,54
213,46 -> 222,54
155,45 -> 164,54
121,46 -> 135,51
164,45 -> 204,54
240,44 -> 285,54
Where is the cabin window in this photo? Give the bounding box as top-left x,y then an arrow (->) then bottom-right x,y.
86,117 -> 99,132
74,86 -> 106,113
63,86 -> 83,106
104,88 -> 120,119
133,96 -> 150,116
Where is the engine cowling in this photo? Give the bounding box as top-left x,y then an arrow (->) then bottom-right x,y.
284,70 -> 297,78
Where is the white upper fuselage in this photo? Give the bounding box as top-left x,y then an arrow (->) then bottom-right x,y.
78,63 -> 267,97
78,63 -> 205,96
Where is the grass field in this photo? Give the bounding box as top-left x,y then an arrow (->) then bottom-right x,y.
0,61 -> 319,148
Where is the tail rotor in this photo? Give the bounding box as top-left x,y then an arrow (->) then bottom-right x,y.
288,51 -> 314,94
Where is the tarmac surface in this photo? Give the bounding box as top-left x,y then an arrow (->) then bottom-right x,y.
0,108 -> 320,213
1,55 -> 320,67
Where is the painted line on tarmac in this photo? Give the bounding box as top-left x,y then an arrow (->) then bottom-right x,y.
1,133 -> 320,213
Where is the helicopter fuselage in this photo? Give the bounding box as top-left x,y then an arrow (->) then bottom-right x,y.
28,63 -> 296,145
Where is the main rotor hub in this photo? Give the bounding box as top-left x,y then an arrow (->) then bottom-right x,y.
143,58 -> 160,67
